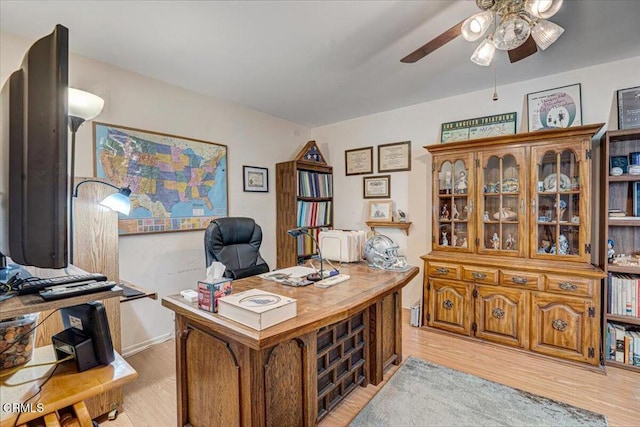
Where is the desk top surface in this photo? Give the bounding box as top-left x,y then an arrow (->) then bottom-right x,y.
162,262 -> 419,350
0,345 -> 137,427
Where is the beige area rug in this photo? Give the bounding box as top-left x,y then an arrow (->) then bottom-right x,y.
350,356 -> 608,427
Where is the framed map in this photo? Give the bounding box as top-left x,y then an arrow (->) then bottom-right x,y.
94,123 -> 228,235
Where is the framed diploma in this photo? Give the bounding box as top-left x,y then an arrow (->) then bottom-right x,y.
617,86 -> 640,130
378,141 -> 411,173
345,146 -> 373,176
363,175 -> 390,199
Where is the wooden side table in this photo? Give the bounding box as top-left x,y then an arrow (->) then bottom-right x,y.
1,346 -> 137,427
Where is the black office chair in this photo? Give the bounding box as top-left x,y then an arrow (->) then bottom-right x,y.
204,217 -> 270,280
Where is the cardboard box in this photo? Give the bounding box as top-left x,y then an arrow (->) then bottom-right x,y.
218,289 -> 297,330
198,279 -> 233,313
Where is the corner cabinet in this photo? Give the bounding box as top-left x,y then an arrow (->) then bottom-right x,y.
423,124 -> 605,367
599,129 -> 640,372
276,141 -> 333,269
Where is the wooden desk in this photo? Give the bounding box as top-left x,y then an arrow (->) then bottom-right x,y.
0,346 -> 137,427
162,262 -> 418,426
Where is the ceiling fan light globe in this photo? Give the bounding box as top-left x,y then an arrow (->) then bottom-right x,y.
525,0 -> 564,19
531,20 -> 564,50
470,38 -> 496,66
492,16 -> 531,50
461,11 -> 494,42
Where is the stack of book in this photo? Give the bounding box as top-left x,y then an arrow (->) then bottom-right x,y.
606,322 -> 640,366
607,273 -> 640,317
609,209 -> 627,219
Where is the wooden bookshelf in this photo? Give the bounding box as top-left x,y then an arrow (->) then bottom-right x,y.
276,142 -> 333,268
600,129 -> 640,372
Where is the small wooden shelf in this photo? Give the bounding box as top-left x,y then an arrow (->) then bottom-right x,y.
607,265 -> 640,274
608,217 -> 640,226
366,221 -> 412,235
606,314 -> 640,326
119,279 -> 158,303
608,175 -> 640,182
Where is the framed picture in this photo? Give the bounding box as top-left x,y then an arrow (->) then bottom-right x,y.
345,146 -> 373,176
378,141 -> 411,172
94,122 -> 228,235
441,112 -> 517,143
527,83 -> 582,131
617,86 -> 640,130
368,200 -> 393,221
610,155 -> 629,173
634,182 -> 640,217
243,166 -> 268,192
363,175 -> 390,199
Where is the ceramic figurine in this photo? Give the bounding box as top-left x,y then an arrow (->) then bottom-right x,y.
483,211 -> 489,221
491,232 -> 500,250
441,204 -> 449,220
452,204 -> 460,220
607,239 -> 615,261
455,171 -> 468,194
461,237 -> 468,248
442,231 -> 448,246
452,232 -> 458,247
397,209 -> 407,222
504,233 -> 516,250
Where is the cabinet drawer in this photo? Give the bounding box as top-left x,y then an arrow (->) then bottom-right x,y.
427,263 -> 461,280
500,270 -> 542,290
545,275 -> 593,297
462,266 -> 498,285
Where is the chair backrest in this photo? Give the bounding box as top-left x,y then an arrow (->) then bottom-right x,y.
204,217 -> 269,279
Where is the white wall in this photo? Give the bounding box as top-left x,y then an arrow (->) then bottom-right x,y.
0,32 -> 311,354
311,56 -> 640,308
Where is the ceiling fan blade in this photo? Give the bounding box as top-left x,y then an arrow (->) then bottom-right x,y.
400,20 -> 464,63
508,35 -> 538,63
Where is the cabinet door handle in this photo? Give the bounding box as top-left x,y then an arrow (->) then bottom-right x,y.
436,267 -> 450,275
531,198 -> 536,214
552,319 -> 568,331
492,308 -> 505,319
520,199 -> 525,214
558,282 -> 578,291
472,272 -> 487,280
443,299 -> 454,310
511,276 -> 528,285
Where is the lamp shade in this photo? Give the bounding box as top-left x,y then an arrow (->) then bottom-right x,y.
68,88 -> 104,121
525,0 -> 564,19
492,15 -> 531,50
100,187 -> 132,215
470,38 -> 496,66
531,19 -> 564,50
461,11 -> 494,42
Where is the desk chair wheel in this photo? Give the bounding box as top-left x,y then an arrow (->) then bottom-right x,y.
107,409 -> 118,421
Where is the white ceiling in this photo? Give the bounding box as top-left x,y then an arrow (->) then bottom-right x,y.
1,1 -> 639,127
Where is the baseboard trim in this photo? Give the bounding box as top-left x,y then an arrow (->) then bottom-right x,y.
122,331 -> 174,357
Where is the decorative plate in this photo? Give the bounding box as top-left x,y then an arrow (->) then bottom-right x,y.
543,173 -> 571,192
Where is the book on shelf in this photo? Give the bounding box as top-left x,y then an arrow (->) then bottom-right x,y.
607,273 -> 640,318
606,322 -> 640,366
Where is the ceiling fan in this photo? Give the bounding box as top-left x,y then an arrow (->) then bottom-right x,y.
401,0 -> 565,66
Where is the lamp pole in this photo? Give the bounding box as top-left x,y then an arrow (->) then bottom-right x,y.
287,226 -> 325,281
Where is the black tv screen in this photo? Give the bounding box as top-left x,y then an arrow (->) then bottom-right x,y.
0,25 -> 69,269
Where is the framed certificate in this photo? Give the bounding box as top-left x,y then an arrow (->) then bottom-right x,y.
345,146 -> 373,176
378,141 -> 411,172
617,86 -> 640,130
363,175 -> 390,199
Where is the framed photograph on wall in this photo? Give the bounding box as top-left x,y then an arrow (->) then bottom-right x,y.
345,146 -> 373,176
617,86 -> 640,130
378,141 -> 411,172
363,175 -> 390,199
243,166 -> 269,192
441,112 -> 517,143
527,83 -> 582,131
367,200 -> 393,221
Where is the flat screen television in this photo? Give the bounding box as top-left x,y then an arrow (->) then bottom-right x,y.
0,24 -> 69,269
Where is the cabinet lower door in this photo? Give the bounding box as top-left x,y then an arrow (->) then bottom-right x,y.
427,279 -> 472,335
530,293 -> 597,364
475,285 -> 527,348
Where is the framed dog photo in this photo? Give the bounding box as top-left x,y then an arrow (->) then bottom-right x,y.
243,166 -> 268,192
368,200 -> 393,221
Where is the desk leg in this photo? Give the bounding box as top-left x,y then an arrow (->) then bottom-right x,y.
369,291 -> 402,385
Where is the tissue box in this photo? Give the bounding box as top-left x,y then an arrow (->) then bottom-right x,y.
197,279 -> 233,313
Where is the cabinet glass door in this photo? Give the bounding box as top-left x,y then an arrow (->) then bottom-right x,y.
477,149 -> 526,257
434,154 -> 474,252
531,143 -> 588,262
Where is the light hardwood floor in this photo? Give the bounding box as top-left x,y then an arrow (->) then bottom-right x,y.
105,310 -> 639,426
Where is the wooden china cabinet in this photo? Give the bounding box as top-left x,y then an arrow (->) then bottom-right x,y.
422,124 -> 605,366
